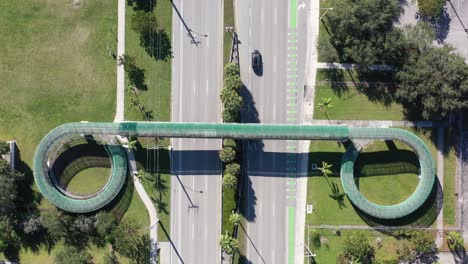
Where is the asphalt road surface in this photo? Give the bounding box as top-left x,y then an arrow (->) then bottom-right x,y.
446,0 -> 468,61
236,0 -> 308,263
170,0 -> 223,263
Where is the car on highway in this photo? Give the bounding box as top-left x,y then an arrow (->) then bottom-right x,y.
252,50 -> 262,75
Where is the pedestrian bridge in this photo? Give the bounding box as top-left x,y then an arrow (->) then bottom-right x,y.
33,122 -> 435,219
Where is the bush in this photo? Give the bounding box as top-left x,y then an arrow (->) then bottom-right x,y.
223,174 -> 238,190
223,139 -> 237,150
225,63 -> 239,76
418,0 -> 445,18
225,163 -> 241,176
447,231 -> 465,251
220,147 -> 236,163
310,230 -> 321,249
0,141 -> 9,155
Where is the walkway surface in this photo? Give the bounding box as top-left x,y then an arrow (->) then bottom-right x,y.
316,62 -> 395,71
114,0 -> 125,122
461,132 -> 468,241
435,127 -> 445,247
118,136 -> 158,264
296,0 -> 319,262
304,119 -> 448,128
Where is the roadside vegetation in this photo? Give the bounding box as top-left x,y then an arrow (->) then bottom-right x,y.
220,63 -> 243,260
319,0 -> 468,121
308,229 -> 437,264
124,0 -> 172,123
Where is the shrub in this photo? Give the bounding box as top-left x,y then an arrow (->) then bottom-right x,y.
310,230 -> 321,249
225,163 -> 241,176
220,147 -> 236,163
223,174 -> 238,190
418,0 -> 445,18
447,231 -> 464,251
223,139 -> 237,150
0,141 -> 9,155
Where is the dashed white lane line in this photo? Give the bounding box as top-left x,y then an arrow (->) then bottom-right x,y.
261,7 -> 264,25
273,56 -> 277,72
206,79 -> 209,94
205,224 -> 208,241
274,8 -> 277,24
192,223 -> 195,240
272,200 -> 275,216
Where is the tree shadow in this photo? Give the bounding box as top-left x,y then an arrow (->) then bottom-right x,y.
239,84 -> 263,223
420,8 -> 451,43
140,29 -> 172,61
104,171 -> 134,221
127,0 -> 156,12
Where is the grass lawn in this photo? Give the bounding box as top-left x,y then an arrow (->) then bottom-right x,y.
443,128 -> 457,226
124,2 -> 172,122
306,229 -> 419,263
313,84 -> 405,120
222,187 -> 237,235
0,0 -> 117,165
66,167 -> 111,195
224,0 -> 235,65
306,128 -> 439,226
134,144 -> 171,242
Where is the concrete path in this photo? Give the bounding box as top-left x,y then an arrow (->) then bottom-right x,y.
436,127 -> 445,247
303,119 -> 448,128
117,136 -> 158,264
461,132 -> 468,241
316,62 -> 395,71
114,0 -> 125,122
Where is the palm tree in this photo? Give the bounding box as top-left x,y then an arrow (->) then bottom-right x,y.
318,161 -> 333,188
219,231 -> 239,254
124,138 -> 139,152
229,212 -> 241,226
447,231 -> 464,251
136,169 -> 154,183
317,97 -> 334,121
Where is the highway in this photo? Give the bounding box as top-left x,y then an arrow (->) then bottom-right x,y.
236,0 -> 308,263
169,0 -> 223,263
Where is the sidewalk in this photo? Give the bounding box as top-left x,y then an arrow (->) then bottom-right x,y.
316,62 -> 395,71
303,119 -> 448,128
114,0 -> 125,122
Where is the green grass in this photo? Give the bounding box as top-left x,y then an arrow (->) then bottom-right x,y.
134,145 -> 171,242
306,128 -> 438,226
313,84 -> 405,120
222,187 -> 237,235
124,2 -> 172,122
66,167 -> 111,195
0,0 -> 117,166
224,0 -> 235,64
443,128 -> 457,226
306,229 -> 414,263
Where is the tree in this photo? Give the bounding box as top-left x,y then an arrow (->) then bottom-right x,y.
220,147 -> 236,163
225,63 -> 239,76
447,231 -> 464,251
103,251 -> 119,264
54,245 -> 92,264
397,244 -> 414,263
325,0 -> 404,67
222,109 -> 240,123
221,88 -> 243,113
225,163 -> 241,177
317,98 -> 334,120
342,232 -> 375,264
224,75 -> 243,91
418,0 -> 445,18
395,45 -> 468,120
229,212 -> 241,226
411,231 -> 435,256
402,22 -> 435,54
42,209 -> 68,240
124,138 -> 139,152
0,239 -> 7,253
223,139 -> 237,150
318,161 -> 333,187
118,54 -> 147,90
219,231 -> 239,254
223,174 -> 238,190
22,214 -> 43,235
0,169 -> 17,215
130,10 -> 171,60
0,141 -> 9,155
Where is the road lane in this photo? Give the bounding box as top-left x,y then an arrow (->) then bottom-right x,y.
170,0 -> 223,263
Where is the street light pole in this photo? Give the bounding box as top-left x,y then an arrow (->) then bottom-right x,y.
320,7 -> 333,20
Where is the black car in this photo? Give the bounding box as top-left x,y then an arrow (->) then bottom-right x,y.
252,50 -> 262,75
